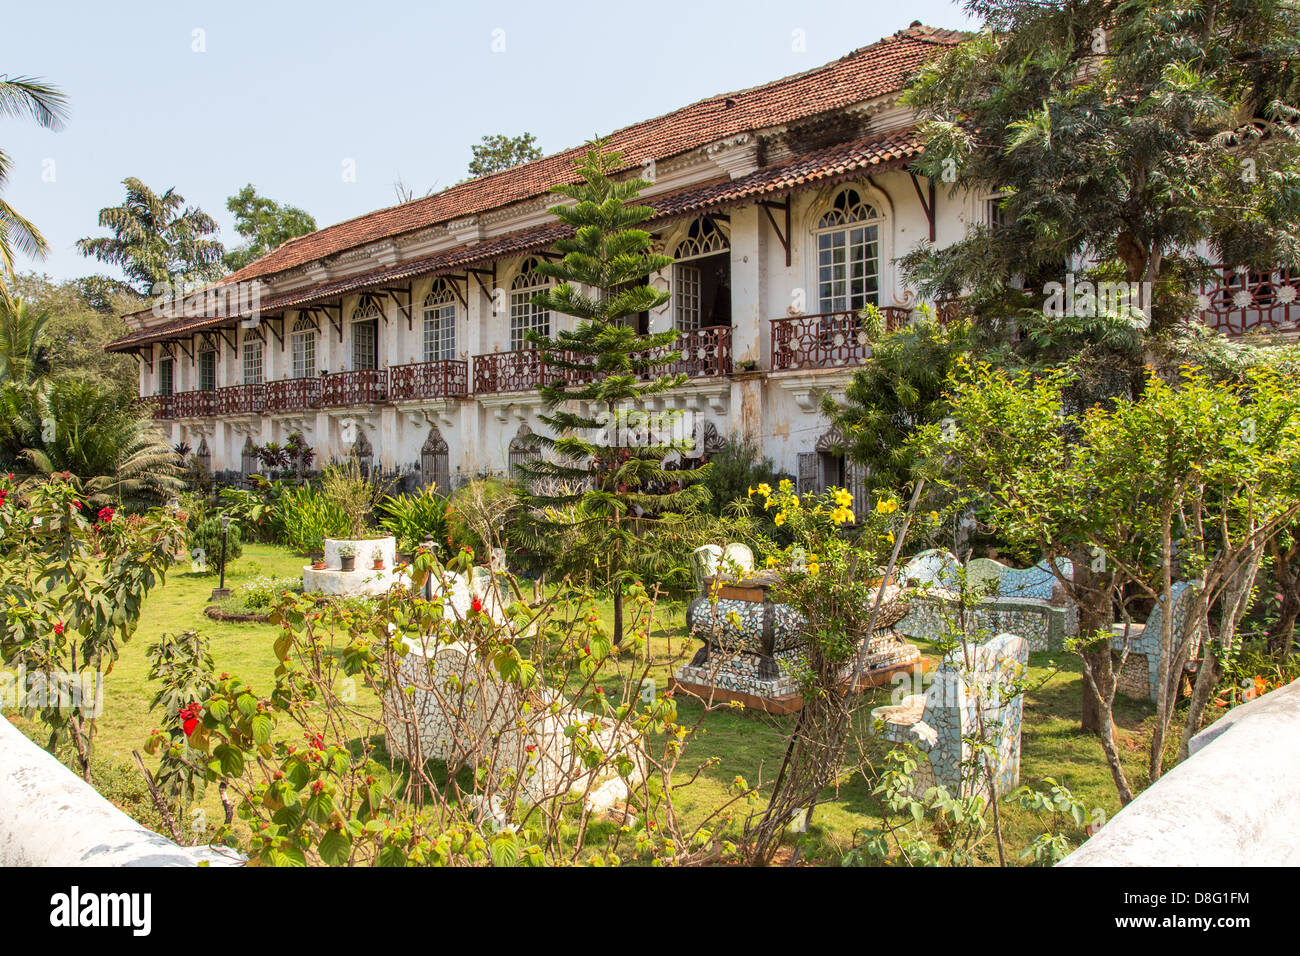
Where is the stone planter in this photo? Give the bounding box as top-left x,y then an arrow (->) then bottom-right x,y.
302,536 -> 400,597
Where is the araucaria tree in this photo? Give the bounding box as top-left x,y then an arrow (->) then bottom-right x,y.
521,143 -> 708,644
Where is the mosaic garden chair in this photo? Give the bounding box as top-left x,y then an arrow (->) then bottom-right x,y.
690,545 -> 723,590
870,632 -> 1029,798
1110,581 -> 1203,702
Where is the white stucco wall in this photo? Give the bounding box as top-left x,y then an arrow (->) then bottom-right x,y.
0,713 -> 238,867
1059,679 -> 1300,867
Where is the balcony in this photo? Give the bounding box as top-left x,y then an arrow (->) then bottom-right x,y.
655,325 -> 733,379
321,368 -> 388,407
216,383 -> 266,415
137,395 -> 174,420
265,377 -> 322,413
171,389 -> 216,418
473,349 -> 596,395
770,307 -> 910,371
389,360 -> 469,402
1198,265 -> 1300,335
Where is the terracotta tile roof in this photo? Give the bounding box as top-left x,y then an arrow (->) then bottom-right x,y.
221,24 -> 961,284
105,130 -> 925,351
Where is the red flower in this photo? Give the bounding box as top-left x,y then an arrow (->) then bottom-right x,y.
471,597 -> 483,613
309,733 -> 325,751
53,621 -> 64,635
97,506 -> 115,524
179,702 -> 202,737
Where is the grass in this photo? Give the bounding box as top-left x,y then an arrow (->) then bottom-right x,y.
5,543 -> 1161,864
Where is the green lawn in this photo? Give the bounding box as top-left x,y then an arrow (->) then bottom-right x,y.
6,543 -> 1158,864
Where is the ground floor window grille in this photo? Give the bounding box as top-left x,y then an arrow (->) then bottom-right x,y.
420,426 -> 450,493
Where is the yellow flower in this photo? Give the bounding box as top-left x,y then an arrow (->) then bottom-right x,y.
834,488 -> 853,508
779,479 -> 793,492
756,482 -> 772,497
884,531 -> 895,545
929,510 -> 940,523
747,485 -> 756,497
765,556 -> 778,568
807,563 -> 820,576
875,498 -> 898,515
774,512 -> 786,526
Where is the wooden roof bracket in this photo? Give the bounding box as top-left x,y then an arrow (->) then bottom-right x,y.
179,336 -> 194,365
467,266 -> 496,304
759,194 -> 792,267
441,274 -> 470,312
269,315 -> 286,352
909,170 -> 936,242
381,285 -> 414,329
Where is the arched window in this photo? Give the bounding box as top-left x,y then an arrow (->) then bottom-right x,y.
242,329 -> 263,385
350,428 -> 373,476
674,218 -> 731,332
420,425 -> 450,493
510,258 -> 550,351
508,423 -> 539,478
814,188 -> 882,313
796,426 -> 866,520
350,297 -> 381,371
241,435 -> 259,477
291,315 -> 316,379
423,281 -> 457,363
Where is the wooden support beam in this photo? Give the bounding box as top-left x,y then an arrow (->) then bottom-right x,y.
909,171 -> 936,242
759,195 -> 792,267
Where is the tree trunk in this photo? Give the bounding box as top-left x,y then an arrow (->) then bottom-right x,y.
613,587 -> 624,646
1267,541 -> 1299,658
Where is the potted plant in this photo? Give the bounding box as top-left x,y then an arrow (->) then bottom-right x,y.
371,545 -> 385,571
338,543 -> 357,572
309,536 -> 326,570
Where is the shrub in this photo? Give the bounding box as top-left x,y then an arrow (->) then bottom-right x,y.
190,518 -> 243,572
275,485 -> 350,554
318,459 -> 397,538
378,485 -> 451,557
697,435 -> 778,518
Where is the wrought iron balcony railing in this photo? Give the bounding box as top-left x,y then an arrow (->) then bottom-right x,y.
171,389 -> 216,418
389,360 -> 469,401
265,377 -> 323,413
472,349 -> 596,395
769,307 -> 910,371
320,368 -> 388,407
216,383 -> 266,415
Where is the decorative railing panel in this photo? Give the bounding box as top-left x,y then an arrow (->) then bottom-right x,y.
389,360 -> 469,401
769,307 -> 910,371
265,377 -> 323,413
637,325 -> 733,379
320,369 -> 388,407
137,395 -> 174,420
216,383 -> 266,415
1198,265 -> 1300,335
171,389 -> 216,418
472,350 -> 595,394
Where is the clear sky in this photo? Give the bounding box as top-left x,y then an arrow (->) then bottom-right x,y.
1,0 -> 981,283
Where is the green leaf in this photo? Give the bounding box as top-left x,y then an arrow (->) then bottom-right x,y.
317,828 -> 352,866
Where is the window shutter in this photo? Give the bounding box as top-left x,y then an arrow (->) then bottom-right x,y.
797,453 -> 818,495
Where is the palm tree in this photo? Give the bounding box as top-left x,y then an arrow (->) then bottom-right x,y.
0,75 -> 69,294
0,377 -> 183,509
77,177 -> 226,295
0,295 -> 51,385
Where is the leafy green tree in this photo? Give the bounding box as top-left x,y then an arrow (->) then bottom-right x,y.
77,177 -> 226,295
825,311 -> 977,500
901,0 -> 1300,350
223,184 -> 317,272
0,74 -> 68,292
930,360 -> 1300,794
466,132 -> 542,178
521,143 -> 707,643
9,271 -> 140,394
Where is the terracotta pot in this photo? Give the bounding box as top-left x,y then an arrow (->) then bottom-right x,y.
312,560 -> 326,570
372,560 -> 384,570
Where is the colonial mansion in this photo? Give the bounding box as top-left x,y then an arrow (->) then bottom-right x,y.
107,23 -> 1296,507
